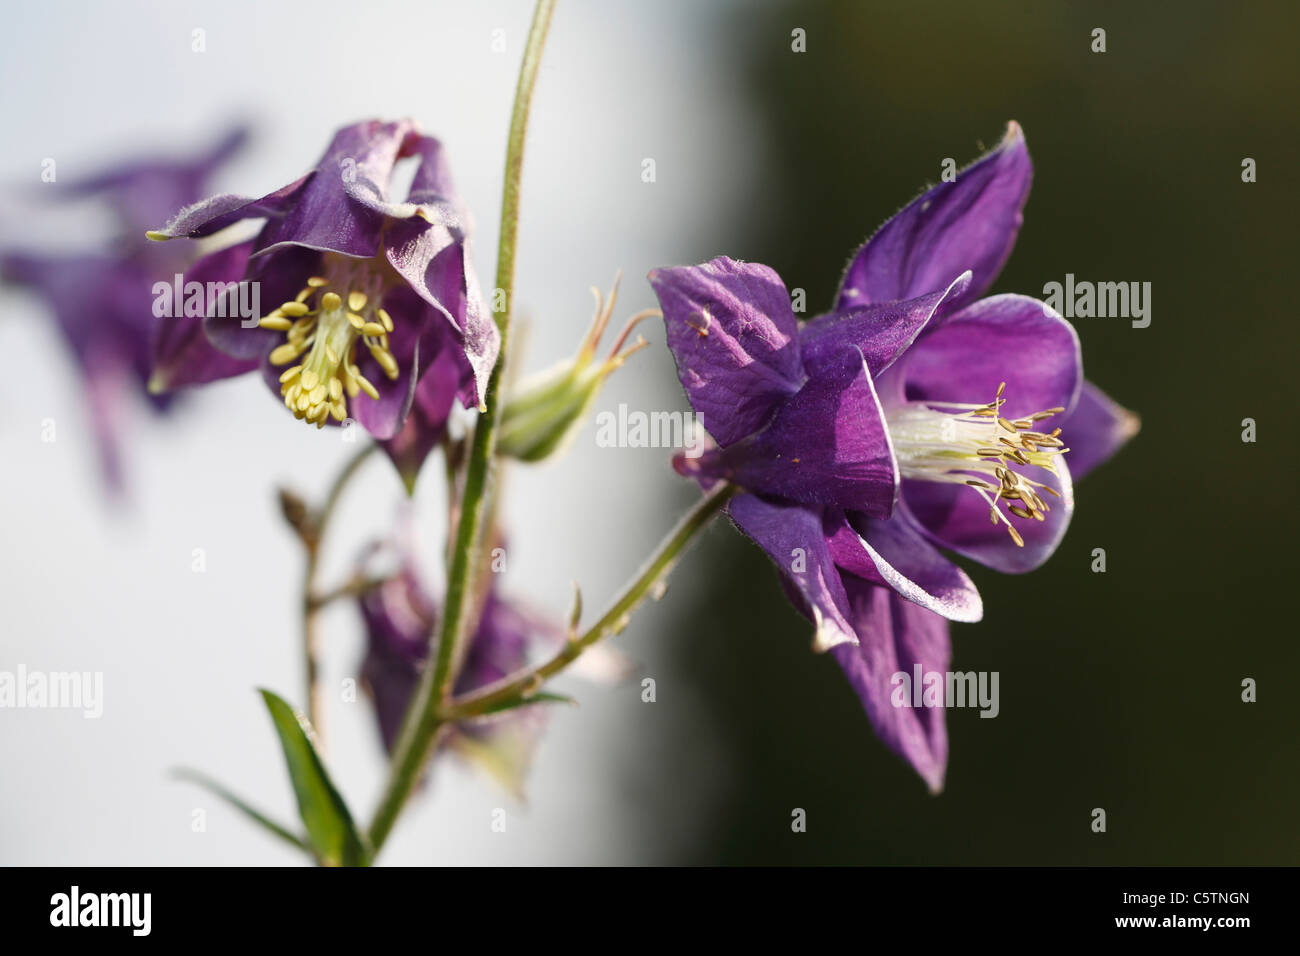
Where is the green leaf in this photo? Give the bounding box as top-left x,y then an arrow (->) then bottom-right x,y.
172,767 -> 311,855
259,689 -> 368,866
471,691 -> 577,718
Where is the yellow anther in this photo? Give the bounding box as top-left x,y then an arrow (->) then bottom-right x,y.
270,343 -> 302,366
370,347 -> 399,380
355,374 -> 381,400
266,260 -> 403,427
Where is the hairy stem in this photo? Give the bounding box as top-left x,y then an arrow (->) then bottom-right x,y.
446,483 -> 736,720
367,0 -> 557,856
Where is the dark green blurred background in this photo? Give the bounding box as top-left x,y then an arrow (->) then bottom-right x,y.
657,0 -> 1299,864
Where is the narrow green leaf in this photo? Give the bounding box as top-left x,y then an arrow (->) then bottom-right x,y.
471,691 -> 577,718
172,767 -> 311,855
259,689 -> 368,866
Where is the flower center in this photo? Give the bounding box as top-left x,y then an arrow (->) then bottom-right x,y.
884,383 -> 1069,548
260,259 -> 400,427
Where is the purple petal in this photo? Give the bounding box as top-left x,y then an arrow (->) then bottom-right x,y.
882,293 -> 1082,419
347,284 -> 429,439
151,174 -> 313,240
405,133 -> 461,206
1057,380 -> 1140,480
455,592 -> 533,694
356,130 -> 466,225
650,256 -> 804,448
254,120 -> 417,258
831,579 -> 950,793
837,121 -> 1031,315
359,571 -> 437,752
799,271 -> 972,377
205,245 -> 321,360
727,494 -> 858,651
2,251 -> 168,490
82,350 -> 131,496
359,568 -> 556,792
824,509 -> 983,623
150,239 -> 259,391
378,334 -> 465,492
902,453 -> 1074,575
385,217 -> 497,409
679,345 -> 897,517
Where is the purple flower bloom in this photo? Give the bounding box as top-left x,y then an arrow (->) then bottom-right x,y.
359,564 -> 560,797
0,129 -> 249,491
149,119 -> 496,453
649,123 -> 1137,791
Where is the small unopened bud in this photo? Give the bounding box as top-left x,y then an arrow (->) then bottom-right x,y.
498,273 -> 654,463
277,487 -> 314,541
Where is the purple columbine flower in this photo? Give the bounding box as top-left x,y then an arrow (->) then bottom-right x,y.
359,563 -> 560,797
648,123 -> 1138,791
0,128 -> 249,491
148,119 -> 496,459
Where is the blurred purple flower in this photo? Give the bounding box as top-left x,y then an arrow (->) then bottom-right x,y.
359,563 -> 560,797
649,123 -> 1138,791
0,128 -> 249,492
149,119 -> 495,473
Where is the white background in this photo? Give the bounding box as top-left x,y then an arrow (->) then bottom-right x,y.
0,0 -> 763,864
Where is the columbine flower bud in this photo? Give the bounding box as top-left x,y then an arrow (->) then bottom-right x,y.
497,275 -> 652,462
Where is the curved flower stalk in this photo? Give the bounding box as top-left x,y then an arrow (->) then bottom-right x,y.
148,119 -> 497,482
649,123 -> 1138,791
0,128 -> 249,492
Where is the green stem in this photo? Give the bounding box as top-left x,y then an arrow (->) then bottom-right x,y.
367,0 -> 557,856
446,483 -> 736,720
302,442 -> 377,738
